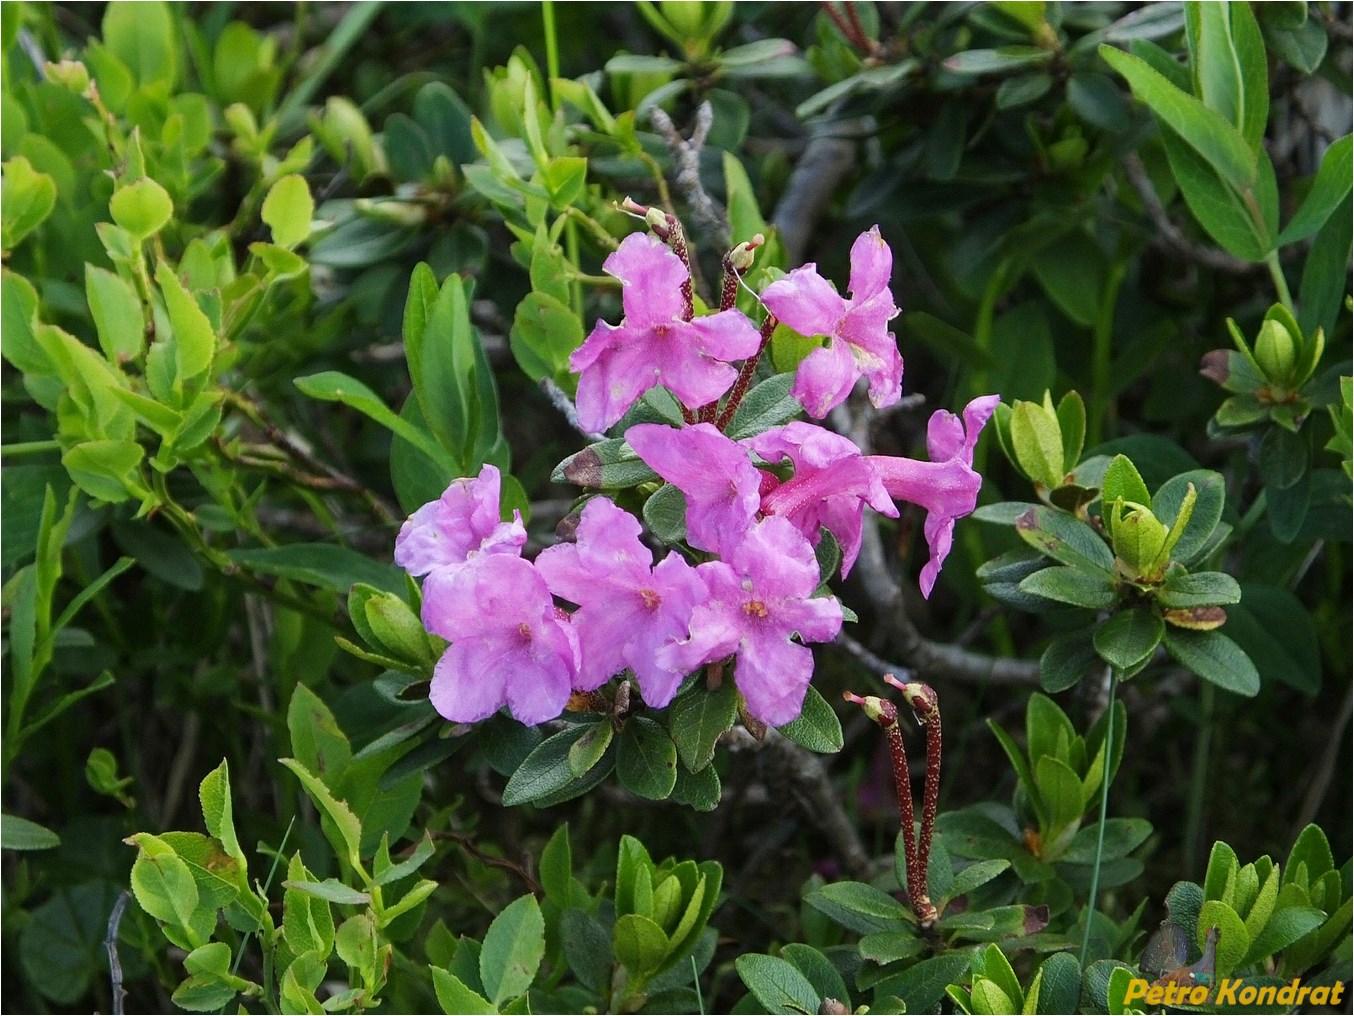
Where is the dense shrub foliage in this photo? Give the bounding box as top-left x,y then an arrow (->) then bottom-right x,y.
2,2 -> 1350,1013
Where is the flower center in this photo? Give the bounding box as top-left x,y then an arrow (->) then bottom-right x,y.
517,622 -> 533,643
743,599 -> 769,618
639,587 -> 661,610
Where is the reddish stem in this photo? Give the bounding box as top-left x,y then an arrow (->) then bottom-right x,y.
890,677 -> 941,925
715,314 -> 777,431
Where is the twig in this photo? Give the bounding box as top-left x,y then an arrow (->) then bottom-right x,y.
772,134 -> 858,267
649,103 -> 728,251
1122,154 -> 1256,275
726,727 -> 872,878
1291,683 -> 1353,839
836,630 -> 917,683
539,378 -> 605,442
106,890 -> 131,1016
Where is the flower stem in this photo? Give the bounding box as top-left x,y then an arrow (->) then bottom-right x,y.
1265,251 -> 1295,316
715,314 -> 777,431
1078,668 -> 1120,968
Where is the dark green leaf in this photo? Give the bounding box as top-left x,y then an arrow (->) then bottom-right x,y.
726,373 -> 802,440
1093,609 -> 1164,670
944,46 -> 1052,75
735,954 -> 820,1015
228,544 -> 403,595
1153,470 -> 1226,563
1019,566 -> 1118,609
870,951 -> 975,1013
1016,506 -> 1115,572
669,681 -> 737,772
1278,134 -> 1352,246
642,484 -> 687,544
617,717 -> 678,800
1162,628 -> 1260,696
1222,583 -> 1320,694
1,814 -> 60,850
777,685 -> 843,753
501,726 -> 592,806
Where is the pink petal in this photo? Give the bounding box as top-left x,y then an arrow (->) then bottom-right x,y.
791,340 -> 858,419
847,225 -> 893,299
762,265 -> 846,339
733,635 -> 815,727
687,309 -> 763,362
430,641 -> 509,723
573,326 -> 660,432
606,232 -> 688,325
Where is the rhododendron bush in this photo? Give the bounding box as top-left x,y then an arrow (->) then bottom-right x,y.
2,3 -> 1350,1014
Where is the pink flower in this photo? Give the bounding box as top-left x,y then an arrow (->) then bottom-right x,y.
394,464 -> 525,577
657,518 -> 843,726
750,422 -> 897,577
625,422 -> 762,556
867,395 -> 1000,598
761,225 -> 902,419
536,498 -> 707,708
421,555 -> 581,726
572,232 -> 762,432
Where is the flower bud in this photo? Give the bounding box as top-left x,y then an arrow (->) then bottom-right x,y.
1111,505 -> 1169,581
45,60 -> 90,95
1253,318 -> 1298,385
843,691 -> 897,726
728,234 -> 764,273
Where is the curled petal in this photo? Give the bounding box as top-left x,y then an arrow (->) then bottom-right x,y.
762,265 -> 846,339
606,232 -> 688,325
847,224 -> 893,299
791,340 -> 858,419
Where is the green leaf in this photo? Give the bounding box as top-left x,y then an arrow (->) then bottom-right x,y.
1298,195 -> 1351,340
2,156 -> 57,249
1247,906 -> 1328,963
1098,45 -> 1256,192
617,717 -> 678,800
1,814 -> 61,850
726,374 -> 802,440
287,684 -> 352,786
279,758 -> 363,868
155,262 -> 216,385
1197,900 -> 1249,978
538,824 -> 572,904
431,969 -> 496,1015
1093,609 -> 1164,670
777,685 -> 843,753
870,951 -> 975,1014
1162,628 -> 1260,696
1033,953 -> 1081,1015
198,760 -> 245,873
1157,571 -> 1241,608
128,833 -> 201,932
1010,401 -> 1066,487
228,544 -> 404,595
283,879 -> 370,905
567,720 -> 613,778
103,0 -> 176,86
1039,628 -> 1101,693
1019,566 -> 1118,609
944,46 -> 1053,75
294,370 -> 458,472
1101,455 -> 1151,513
20,882 -> 128,1005
614,912 -> 669,976
510,291 -> 583,383
480,894 -> 545,1005
1278,134 -> 1353,246
669,761 -> 722,812
1259,426 -> 1307,490
669,681 -> 737,772
945,859 -> 1011,903
1153,470 -> 1226,563
261,174 -> 314,249
735,954 -> 821,1015
85,266 -> 145,364
110,177 -> 173,241
1034,755 -> 1086,834
642,483 -> 688,544
62,440 -> 145,503
1016,507 -> 1115,572
803,881 -> 909,935
501,726 -> 592,806
552,438 -> 658,489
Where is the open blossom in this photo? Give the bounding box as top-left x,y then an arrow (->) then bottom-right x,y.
750,422 -> 897,578
625,422 -> 762,556
867,395 -> 1000,598
394,464 -> 525,577
657,517 -> 843,726
536,498 -> 707,709
762,225 -> 902,419
421,555 -> 581,726
572,232 -> 762,432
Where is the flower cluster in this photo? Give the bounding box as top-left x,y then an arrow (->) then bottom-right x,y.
396,218 -> 995,730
